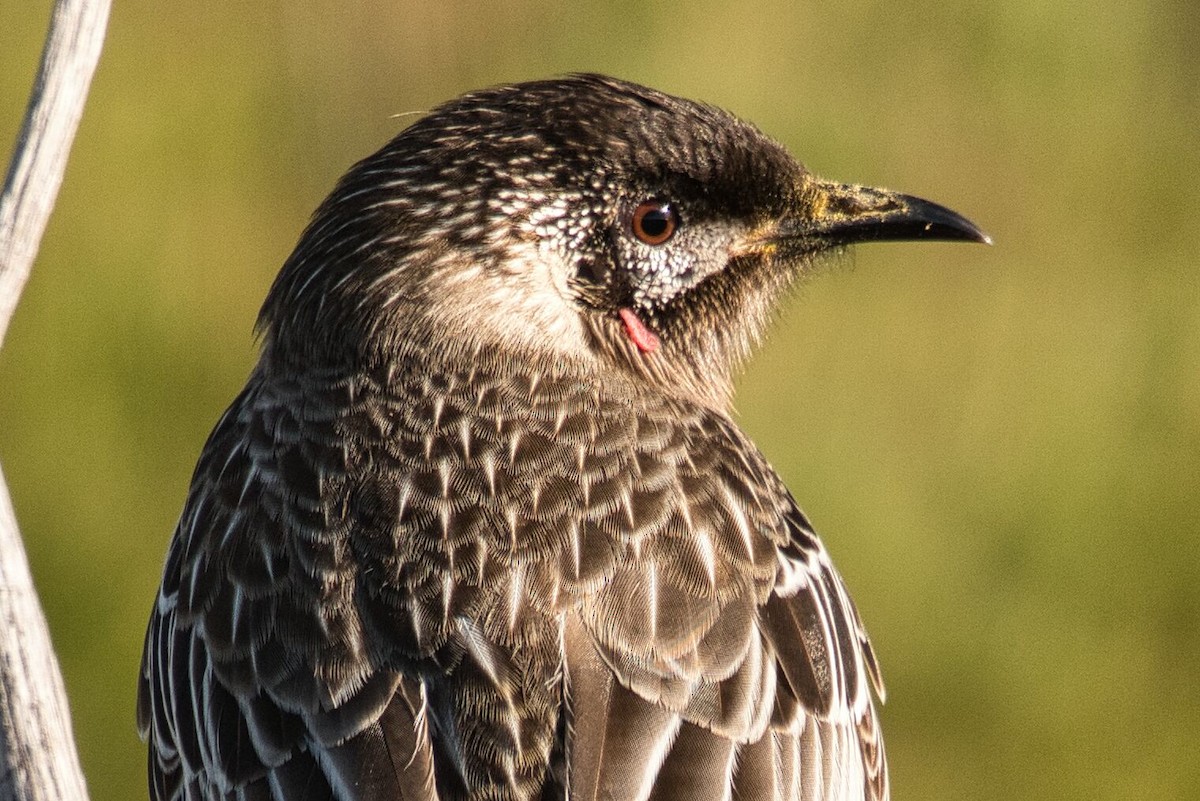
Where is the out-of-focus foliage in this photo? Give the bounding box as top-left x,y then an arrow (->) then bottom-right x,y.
1,2 -> 1197,799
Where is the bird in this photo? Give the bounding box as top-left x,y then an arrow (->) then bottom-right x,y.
137,73 -> 987,801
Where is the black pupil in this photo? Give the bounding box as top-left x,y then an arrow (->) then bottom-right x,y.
640,207 -> 671,238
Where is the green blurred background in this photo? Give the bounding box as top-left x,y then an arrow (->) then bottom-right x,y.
2,2 -> 1198,799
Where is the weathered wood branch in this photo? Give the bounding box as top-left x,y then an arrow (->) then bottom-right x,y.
0,1 -> 111,800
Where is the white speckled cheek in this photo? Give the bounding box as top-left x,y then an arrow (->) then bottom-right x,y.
628,226 -> 731,308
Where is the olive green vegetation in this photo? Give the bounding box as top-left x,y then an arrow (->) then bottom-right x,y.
1,2 -> 1197,799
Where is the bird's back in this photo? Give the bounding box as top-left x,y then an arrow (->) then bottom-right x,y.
138,352 -> 887,801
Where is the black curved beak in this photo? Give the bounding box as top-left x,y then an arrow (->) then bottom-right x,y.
783,180 -> 991,248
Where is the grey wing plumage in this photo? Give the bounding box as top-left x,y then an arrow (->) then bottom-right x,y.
137,379 -> 441,801
560,411 -> 889,801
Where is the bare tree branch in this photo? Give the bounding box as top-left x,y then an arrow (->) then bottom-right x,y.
0,1 -> 111,799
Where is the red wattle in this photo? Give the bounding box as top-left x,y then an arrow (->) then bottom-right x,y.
618,308 -> 661,354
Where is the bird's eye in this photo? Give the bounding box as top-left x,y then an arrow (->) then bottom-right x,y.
631,200 -> 678,246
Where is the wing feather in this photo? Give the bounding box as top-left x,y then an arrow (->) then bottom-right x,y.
564,409 -> 889,800
139,381 -> 444,801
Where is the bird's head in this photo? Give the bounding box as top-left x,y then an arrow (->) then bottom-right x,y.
260,74 -> 987,408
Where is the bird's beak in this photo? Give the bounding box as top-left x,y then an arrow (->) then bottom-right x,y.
773,179 -> 991,249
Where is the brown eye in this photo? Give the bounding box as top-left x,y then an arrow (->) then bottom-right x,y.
631,200 -> 678,246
